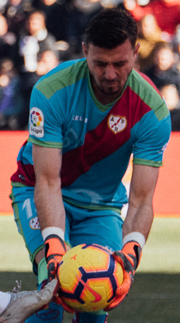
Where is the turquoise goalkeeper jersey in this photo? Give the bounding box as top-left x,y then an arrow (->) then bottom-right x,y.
11,58 -> 171,210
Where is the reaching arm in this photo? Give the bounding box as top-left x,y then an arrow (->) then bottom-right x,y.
33,144 -> 66,281
105,164 -> 159,311
123,163 -> 159,241
33,144 -> 65,232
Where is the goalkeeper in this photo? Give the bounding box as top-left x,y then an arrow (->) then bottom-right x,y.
9,8 -> 171,323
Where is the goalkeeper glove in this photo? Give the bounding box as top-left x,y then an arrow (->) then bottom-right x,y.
53,289 -> 75,314
104,239 -> 142,311
50,278 -> 74,314
44,234 -> 66,281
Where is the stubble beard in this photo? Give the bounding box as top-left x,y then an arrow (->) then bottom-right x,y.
92,76 -> 123,97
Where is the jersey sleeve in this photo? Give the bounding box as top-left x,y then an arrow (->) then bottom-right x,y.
28,86 -> 63,148
132,108 -> 171,167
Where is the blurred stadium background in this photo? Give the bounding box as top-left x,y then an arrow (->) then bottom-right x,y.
0,130 -> 180,322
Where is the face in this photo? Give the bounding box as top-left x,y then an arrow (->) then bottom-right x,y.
141,15 -> 158,37
160,85 -> 179,111
29,13 -> 45,34
82,40 -> 139,103
0,15 -> 8,36
37,51 -> 59,75
156,48 -> 174,71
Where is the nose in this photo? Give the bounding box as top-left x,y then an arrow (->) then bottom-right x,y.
104,65 -> 116,80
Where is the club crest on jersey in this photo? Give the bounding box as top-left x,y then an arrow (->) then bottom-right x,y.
29,107 -> 44,138
30,216 -> 40,230
108,114 -> 127,134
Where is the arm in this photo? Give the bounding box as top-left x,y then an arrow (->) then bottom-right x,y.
33,144 -> 75,313
123,163 -> 159,241
105,164 -> 159,311
33,144 -> 65,232
33,144 -> 67,280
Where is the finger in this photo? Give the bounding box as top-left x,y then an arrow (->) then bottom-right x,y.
104,270 -> 132,311
48,260 -> 58,280
116,271 -> 132,296
113,251 -> 134,272
104,292 -> 127,311
52,279 -> 61,297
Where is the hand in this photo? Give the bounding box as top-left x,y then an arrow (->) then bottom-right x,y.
44,235 -> 66,281
104,241 -> 142,311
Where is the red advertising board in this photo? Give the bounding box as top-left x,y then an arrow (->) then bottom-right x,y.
0,131 -> 180,216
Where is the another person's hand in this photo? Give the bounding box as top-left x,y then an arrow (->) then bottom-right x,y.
44,235 -> 66,281
0,279 -> 58,323
104,241 -> 142,311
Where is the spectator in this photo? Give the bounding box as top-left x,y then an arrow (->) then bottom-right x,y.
136,14 -> 165,71
3,0 -> 32,38
0,0 -> 7,14
32,0 -> 68,41
18,9 -> 58,73
144,43 -> 180,95
67,0 -> 103,55
36,49 -> 59,75
172,24 -> 180,69
98,0 -> 125,8
0,58 -> 24,130
0,14 -> 18,65
160,84 -> 180,131
124,0 -> 180,41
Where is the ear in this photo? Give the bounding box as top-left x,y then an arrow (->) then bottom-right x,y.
82,42 -> 88,58
134,42 -> 140,56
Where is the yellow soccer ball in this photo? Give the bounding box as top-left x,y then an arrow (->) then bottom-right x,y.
58,243 -> 123,312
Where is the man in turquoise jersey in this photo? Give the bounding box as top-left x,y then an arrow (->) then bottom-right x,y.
10,8 -> 171,323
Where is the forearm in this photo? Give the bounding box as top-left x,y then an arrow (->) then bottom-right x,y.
34,180 -> 65,233
123,201 -> 154,242
106,201 -> 152,310
122,164 -> 159,244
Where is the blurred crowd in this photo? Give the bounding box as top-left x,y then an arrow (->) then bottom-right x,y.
0,0 -> 180,130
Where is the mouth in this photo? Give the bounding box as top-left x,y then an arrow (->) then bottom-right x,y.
102,79 -> 121,88
103,79 -> 121,90
104,79 -> 119,84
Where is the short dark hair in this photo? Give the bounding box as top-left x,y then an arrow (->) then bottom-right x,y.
84,8 -> 137,49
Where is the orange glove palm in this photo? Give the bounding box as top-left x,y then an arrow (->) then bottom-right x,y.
52,279 -> 75,314
44,237 -> 74,313
104,241 -> 142,311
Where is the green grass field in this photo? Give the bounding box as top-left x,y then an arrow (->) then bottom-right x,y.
0,216 -> 180,322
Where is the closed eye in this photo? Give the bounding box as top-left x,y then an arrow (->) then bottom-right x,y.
94,61 -> 127,67
113,61 -> 127,67
95,62 -> 107,67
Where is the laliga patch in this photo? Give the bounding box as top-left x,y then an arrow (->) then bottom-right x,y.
29,216 -> 40,230
29,107 -> 44,138
108,114 -> 127,134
